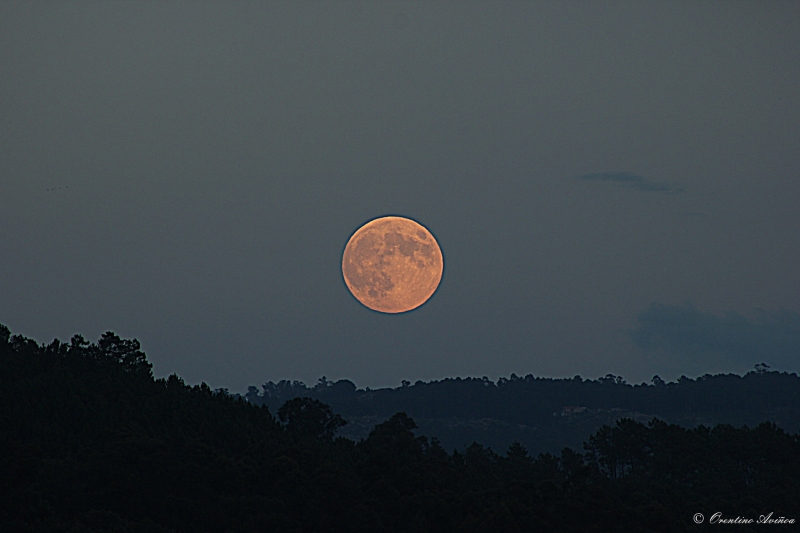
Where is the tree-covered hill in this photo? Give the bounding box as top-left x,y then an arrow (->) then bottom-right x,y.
245,367 -> 800,455
2,324 -> 798,532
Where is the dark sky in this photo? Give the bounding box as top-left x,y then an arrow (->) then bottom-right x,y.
2,1 -> 799,392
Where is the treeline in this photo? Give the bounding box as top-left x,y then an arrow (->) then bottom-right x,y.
1,324 -> 798,532
246,369 -> 800,425
244,367 -> 800,454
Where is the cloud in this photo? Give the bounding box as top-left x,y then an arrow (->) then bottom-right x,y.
629,303 -> 800,371
576,172 -> 683,194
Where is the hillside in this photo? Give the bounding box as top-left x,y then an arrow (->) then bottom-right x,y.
245,368 -> 800,455
2,324 -> 798,532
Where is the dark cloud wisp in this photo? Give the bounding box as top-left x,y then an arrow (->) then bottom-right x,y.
629,303 -> 800,371
576,172 -> 683,194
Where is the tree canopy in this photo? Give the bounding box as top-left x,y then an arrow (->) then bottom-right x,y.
1,324 -> 798,532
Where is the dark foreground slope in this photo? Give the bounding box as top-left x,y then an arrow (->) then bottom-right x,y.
1,324 -> 798,532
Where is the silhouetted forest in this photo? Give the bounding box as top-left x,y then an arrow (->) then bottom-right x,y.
245,366 -> 800,455
2,324 -> 798,532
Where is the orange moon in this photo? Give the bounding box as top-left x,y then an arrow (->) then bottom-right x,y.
342,216 -> 443,313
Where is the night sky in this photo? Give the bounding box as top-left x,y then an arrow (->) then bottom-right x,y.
2,1 -> 798,393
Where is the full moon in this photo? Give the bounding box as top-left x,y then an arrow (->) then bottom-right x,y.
342,216 -> 443,313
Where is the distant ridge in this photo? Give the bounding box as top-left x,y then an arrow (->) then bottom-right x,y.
244,369 -> 800,454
